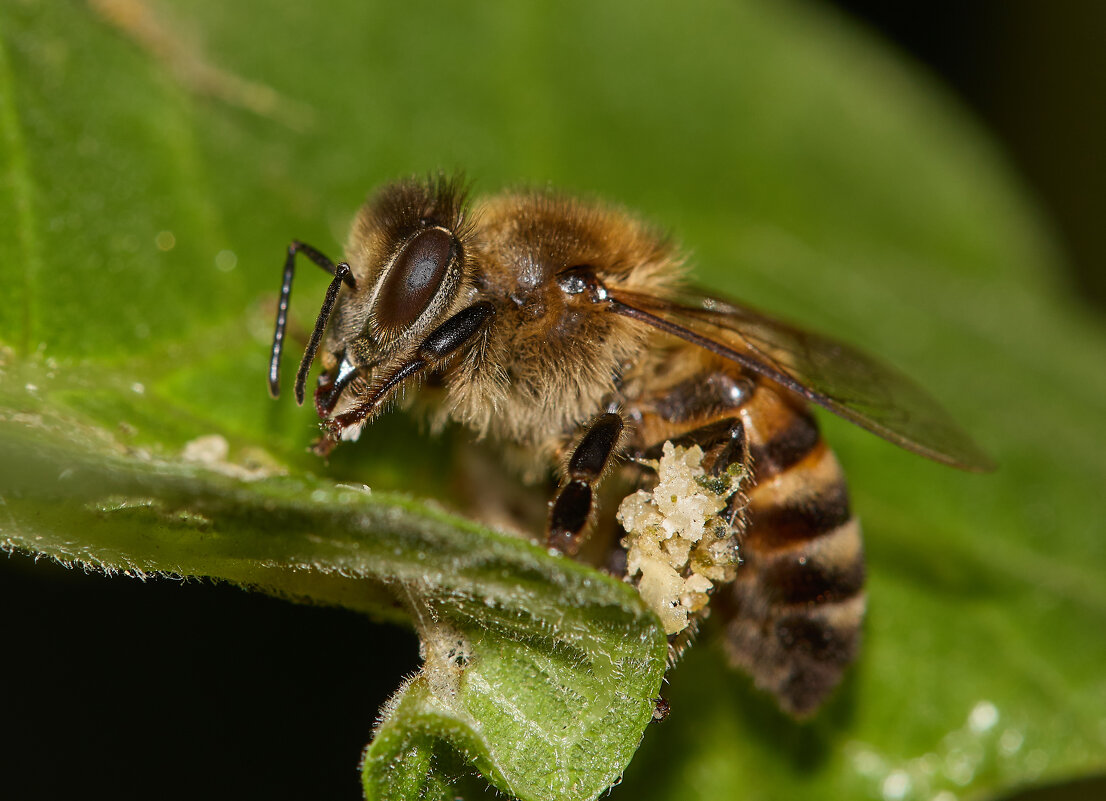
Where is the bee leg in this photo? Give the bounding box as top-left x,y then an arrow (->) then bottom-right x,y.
269,241 -> 356,402
323,302 -> 497,439
639,417 -> 748,474
547,412 -> 625,555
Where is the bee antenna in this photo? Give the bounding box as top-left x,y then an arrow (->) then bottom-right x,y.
268,241 -> 356,402
293,262 -> 355,406
268,246 -> 297,399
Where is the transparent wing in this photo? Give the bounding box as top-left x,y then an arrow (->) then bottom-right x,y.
608,286 -> 994,471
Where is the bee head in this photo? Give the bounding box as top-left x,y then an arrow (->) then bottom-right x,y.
310,175 -> 475,431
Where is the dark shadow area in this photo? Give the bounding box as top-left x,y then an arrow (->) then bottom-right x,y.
999,774 -> 1106,801
828,0 -> 1106,311
0,554 -> 420,801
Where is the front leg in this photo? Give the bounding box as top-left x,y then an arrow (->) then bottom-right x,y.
318,301 -> 496,448
547,412 -> 625,554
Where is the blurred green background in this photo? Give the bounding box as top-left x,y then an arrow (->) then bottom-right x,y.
832,0 -> 1106,311
1,1 -> 1104,799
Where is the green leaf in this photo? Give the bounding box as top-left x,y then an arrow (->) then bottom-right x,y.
2,0 -> 1105,800
362,626 -> 660,801
0,365 -> 665,801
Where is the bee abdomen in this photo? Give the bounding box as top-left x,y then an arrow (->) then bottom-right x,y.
755,518 -> 865,605
634,366 -> 866,715
722,389 -> 866,717
729,590 -> 866,717
745,440 -> 852,550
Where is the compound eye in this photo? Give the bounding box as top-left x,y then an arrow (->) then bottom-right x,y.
375,227 -> 456,331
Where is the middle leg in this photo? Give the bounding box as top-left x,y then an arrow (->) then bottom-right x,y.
547,412 -> 626,555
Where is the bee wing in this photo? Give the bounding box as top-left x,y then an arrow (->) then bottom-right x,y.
608,287 -> 994,471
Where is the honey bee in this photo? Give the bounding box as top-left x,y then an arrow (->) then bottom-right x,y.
268,175 -> 992,717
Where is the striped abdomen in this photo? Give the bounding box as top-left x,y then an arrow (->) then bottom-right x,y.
630,354 -> 865,717
726,381 -> 865,717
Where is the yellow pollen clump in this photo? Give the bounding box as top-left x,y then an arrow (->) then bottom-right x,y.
617,442 -> 743,635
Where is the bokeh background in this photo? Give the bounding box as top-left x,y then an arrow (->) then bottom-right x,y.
831,0 -> 1105,312
2,2 -> 1103,800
